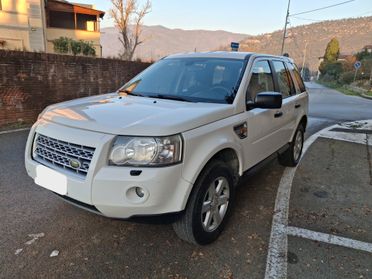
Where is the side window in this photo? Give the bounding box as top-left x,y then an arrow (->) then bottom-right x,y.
288,63 -> 306,93
272,61 -> 295,98
247,60 -> 274,101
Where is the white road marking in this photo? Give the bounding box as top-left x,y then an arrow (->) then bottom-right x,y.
264,120 -> 372,279
25,232 -> 45,245
0,128 -> 30,135
50,250 -> 60,257
320,130 -> 372,146
264,126 -> 334,279
14,248 -> 23,255
287,226 -> 372,254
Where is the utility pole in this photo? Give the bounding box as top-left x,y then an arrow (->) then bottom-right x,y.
281,0 -> 291,55
301,42 -> 308,79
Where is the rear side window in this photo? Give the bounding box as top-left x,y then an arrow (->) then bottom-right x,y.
247,60 -> 274,101
272,61 -> 295,98
287,63 -> 306,93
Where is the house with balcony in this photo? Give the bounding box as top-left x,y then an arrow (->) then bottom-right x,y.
0,0 -> 105,56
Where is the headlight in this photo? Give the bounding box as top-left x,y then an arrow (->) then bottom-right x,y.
109,135 -> 183,166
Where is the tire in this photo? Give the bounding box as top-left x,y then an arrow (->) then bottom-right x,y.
279,124 -> 304,167
172,160 -> 235,245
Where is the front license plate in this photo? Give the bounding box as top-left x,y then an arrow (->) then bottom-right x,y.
34,165 -> 68,195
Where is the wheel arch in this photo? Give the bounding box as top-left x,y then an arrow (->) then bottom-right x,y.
180,145 -> 243,211
299,115 -> 308,130
290,114 -> 308,141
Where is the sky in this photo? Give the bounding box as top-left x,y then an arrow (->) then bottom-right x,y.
73,0 -> 372,35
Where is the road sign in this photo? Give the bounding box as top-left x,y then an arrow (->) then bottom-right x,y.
353,61 -> 362,82
231,42 -> 239,52
354,61 -> 362,70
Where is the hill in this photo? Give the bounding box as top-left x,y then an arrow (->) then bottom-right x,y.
101,25 -> 248,61
235,16 -> 372,71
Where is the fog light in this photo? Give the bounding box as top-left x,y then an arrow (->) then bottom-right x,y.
135,187 -> 145,198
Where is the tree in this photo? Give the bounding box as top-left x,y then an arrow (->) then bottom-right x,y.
110,0 -> 151,61
324,37 -> 340,63
356,49 -> 372,61
319,38 -> 341,77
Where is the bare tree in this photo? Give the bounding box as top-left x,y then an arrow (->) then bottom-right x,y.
109,0 -> 151,61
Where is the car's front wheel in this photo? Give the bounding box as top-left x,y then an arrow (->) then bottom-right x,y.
172,160 -> 235,245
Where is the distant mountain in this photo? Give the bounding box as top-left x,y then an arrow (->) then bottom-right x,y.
101,25 -> 248,61
233,16 -> 372,71
101,17 -> 372,71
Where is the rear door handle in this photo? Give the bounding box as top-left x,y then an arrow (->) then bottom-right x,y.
274,112 -> 283,118
295,104 -> 301,109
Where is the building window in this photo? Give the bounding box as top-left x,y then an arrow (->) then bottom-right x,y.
49,11 -> 75,29
77,14 -> 97,31
48,11 -> 97,31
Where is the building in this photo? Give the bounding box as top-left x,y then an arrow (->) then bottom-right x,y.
362,45 -> 372,53
0,0 -> 105,56
45,0 -> 105,56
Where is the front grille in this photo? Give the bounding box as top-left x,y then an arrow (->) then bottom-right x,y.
32,133 -> 95,177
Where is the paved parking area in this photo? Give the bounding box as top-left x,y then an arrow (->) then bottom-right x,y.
265,121 -> 372,279
0,130 -> 285,279
288,135 -> 372,279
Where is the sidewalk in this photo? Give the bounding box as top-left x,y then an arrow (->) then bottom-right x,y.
288,120 -> 372,279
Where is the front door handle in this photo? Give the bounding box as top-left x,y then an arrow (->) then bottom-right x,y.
295,104 -> 301,109
274,111 -> 283,118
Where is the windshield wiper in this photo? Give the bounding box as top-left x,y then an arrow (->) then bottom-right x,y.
148,94 -> 194,103
117,89 -> 144,97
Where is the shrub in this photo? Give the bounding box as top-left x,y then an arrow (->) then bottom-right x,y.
80,41 -> 96,56
52,37 -> 70,54
70,40 -> 82,55
339,71 -> 355,84
321,73 -> 336,83
320,62 -> 343,81
52,37 -> 96,57
356,49 -> 372,61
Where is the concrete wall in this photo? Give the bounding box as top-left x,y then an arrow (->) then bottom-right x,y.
0,50 -> 150,128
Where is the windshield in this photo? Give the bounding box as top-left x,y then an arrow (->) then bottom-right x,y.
120,58 -> 246,104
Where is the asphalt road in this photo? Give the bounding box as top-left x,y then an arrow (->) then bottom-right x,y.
0,83 -> 371,279
305,82 -> 372,137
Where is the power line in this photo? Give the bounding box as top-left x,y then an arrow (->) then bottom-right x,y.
292,16 -> 323,22
287,21 -> 306,59
355,10 -> 372,16
281,0 -> 357,54
290,0 -> 356,17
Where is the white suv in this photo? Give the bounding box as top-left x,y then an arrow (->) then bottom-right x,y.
25,52 -> 308,245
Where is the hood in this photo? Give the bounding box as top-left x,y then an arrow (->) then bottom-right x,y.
41,93 -> 236,136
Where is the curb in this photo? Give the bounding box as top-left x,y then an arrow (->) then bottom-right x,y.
0,128 -> 30,135
360,93 -> 372,100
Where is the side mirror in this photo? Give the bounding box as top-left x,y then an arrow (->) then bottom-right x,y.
248,92 -> 282,109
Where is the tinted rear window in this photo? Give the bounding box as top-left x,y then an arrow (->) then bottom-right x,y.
288,63 -> 306,93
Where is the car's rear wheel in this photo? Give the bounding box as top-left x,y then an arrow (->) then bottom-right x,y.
279,124 -> 304,167
172,160 -> 235,245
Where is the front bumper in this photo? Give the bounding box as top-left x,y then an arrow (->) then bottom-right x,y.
25,120 -> 192,219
